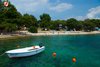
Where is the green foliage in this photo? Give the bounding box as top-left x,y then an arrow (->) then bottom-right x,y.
0,2 -> 20,33
89,19 -> 100,28
28,26 -> 37,33
40,13 -> 51,30
40,13 -> 51,22
0,1 -> 100,33
0,22 -> 17,32
83,19 -> 96,31
22,14 -> 37,28
50,20 -> 66,30
75,21 -> 83,31
0,2 -> 22,19
0,2 -> 37,33
66,18 -> 78,31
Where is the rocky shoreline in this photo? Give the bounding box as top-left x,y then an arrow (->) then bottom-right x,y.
0,31 -> 100,40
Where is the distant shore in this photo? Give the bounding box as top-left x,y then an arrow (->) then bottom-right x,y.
0,31 -> 100,40
26,31 -> 100,36
0,35 -> 31,40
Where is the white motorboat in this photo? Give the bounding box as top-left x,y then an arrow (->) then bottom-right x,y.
5,46 -> 45,58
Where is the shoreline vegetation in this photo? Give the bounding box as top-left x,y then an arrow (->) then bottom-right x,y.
0,31 -> 100,40
0,1 -> 100,40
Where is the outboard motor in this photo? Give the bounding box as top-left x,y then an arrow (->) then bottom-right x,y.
39,43 -> 43,47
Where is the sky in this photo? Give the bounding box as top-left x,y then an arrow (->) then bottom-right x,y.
9,0 -> 100,20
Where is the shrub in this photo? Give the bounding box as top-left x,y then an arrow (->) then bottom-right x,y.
28,26 -> 38,33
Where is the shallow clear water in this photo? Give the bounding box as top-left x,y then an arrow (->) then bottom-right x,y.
0,34 -> 100,67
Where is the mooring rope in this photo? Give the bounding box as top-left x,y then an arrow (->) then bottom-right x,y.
0,52 -> 5,56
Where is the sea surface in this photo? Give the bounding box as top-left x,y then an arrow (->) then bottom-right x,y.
0,34 -> 100,67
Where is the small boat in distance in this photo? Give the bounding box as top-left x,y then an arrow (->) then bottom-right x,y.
5,45 -> 45,58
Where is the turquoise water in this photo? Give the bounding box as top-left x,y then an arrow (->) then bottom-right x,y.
0,34 -> 100,67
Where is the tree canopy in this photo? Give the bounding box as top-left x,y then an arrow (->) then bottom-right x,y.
40,13 -> 51,30
0,1 -> 38,33
0,1 -> 100,33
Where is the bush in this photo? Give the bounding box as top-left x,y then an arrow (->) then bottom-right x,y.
28,26 -> 38,33
0,22 -> 17,32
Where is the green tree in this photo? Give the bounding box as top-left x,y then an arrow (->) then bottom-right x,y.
83,19 -> 96,31
40,13 -> 51,30
0,2 -> 22,19
89,19 -> 100,28
0,22 -> 17,32
28,26 -> 37,33
0,2 -> 21,33
66,18 -> 78,31
22,14 -> 37,28
49,21 -> 59,30
75,21 -> 83,31
50,20 -> 66,30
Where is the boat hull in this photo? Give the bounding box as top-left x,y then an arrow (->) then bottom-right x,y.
6,46 -> 45,58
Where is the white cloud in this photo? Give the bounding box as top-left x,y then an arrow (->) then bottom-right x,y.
75,16 -> 86,20
9,0 -> 73,14
87,6 -> 100,18
73,6 -> 100,20
49,3 -> 73,12
9,0 -> 49,14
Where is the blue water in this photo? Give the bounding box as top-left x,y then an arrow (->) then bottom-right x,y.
0,34 -> 100,67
